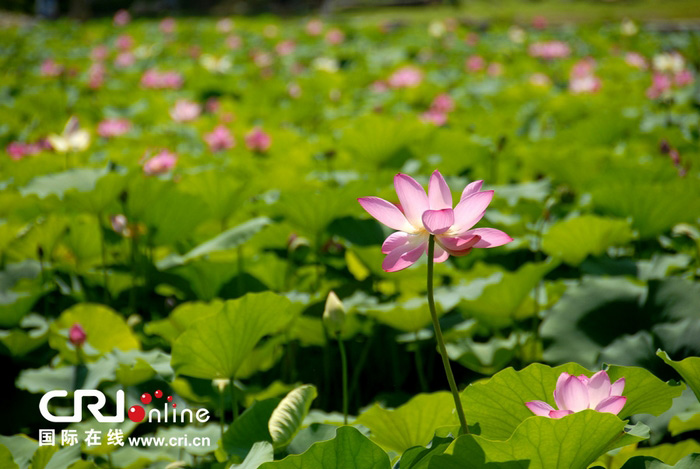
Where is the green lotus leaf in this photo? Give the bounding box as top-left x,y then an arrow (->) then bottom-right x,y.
460,362 -> 681,441
356,392 -> 456,454
431,411 -> 631,469
171,292 -> 294,379
259,426 -> 390,469
657,350 -> 700,402
49,303 -> 140,363
542,215 -> 634,265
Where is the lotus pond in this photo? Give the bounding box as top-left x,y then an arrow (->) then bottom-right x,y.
1,8 -> 700,469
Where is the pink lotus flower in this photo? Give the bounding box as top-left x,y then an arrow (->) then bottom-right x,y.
40,59 -> 63,77
98,118 -> 130,138
421,110 -> 448,126
86,63 -> 105,89
306,19 -> 324,36
625,52 -> 647,69
325,28 -> 345,45
532,15 -> 548,30
170,99 -> 201,122
487,62 -> 504,77
646,73 -> 673,99
388,66 -> 423,89
526,371 -> 626,419
288,83 -> 302,98
275,39 -> 296,56
116,34 -> 134,51
160,17 -> 176,34
465,55 -> 485,72
245,127 -> 271,152
91,45 -> 109,61
217,18 -> 233,33
430,93 -> 455,113
528,41 -> 571,60
113,9 -> 130,27
675,69 -> 694,87
143,150 -> 177,175
226,35 -> 242,50
6,142 -> 31,160
571,57 -> 596,79
358,171 -> 512,272
114,51 -> 135,68
204,125 -> 235,152
140,69 -> 183,89
69,323 -> 87,346
569,75 -> 601,94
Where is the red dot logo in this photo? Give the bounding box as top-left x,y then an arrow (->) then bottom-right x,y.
154,390 -> 163,398
140,393 -> 152,405
167,395 -> 173,402
128,405 -> 145,422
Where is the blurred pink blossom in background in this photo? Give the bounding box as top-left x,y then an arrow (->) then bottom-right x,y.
113,9 -> 130,27
325,28 -> 345,45
217,18 -> 233,33
388,66 -> 423,88
40,59 -> 63,77
160,18 -> 176,34
143,150 -> 177,175
98,118 -> 131,138
275,40 -> 296,56
306,19 -> 323,36
116,34 -> 134,51
529,40 -> 571,59
141,69 -> 183,89
170,99 -> 202,122
204,125 -> 235,152
465,55 -> 485,72
115,51 -> 135,68
625,52 -> 647,69
245,127 -> 272,152
226,35 -> 243,49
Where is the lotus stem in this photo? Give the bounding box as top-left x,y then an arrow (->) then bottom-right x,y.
427,235 -> 469,434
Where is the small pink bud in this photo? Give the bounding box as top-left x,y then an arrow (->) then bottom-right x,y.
69,323 -> 86,346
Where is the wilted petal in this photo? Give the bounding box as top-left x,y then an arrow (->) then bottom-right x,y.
461,180 -> 483,200
382,240 -> 427,272
610,378 -> 626,396
556,375 -> 589,412
381,232 -> 410,254
422,209 -> 455,235
587,371 -> 612,408
358,197 -> 413,232
526,400 -> 555,417
452,191 -> 494,233
394,173 -> 429,229
464,228 -> 513,248
549,409 -> 574,419
595,396 -> 626,415
428,170 -> 453,210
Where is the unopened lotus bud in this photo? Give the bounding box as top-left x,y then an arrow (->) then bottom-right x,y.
213,379 -> 229,393
69,323 -> 86,346
323,291 -> 345,336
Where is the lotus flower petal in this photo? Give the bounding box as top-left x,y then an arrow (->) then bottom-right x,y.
394,173 -> 429,229
595,396 -> 627,415
526,401 -> 555,417
422,209 -> 455,235
358,197 -> 413,233
451,191 -> 494,234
